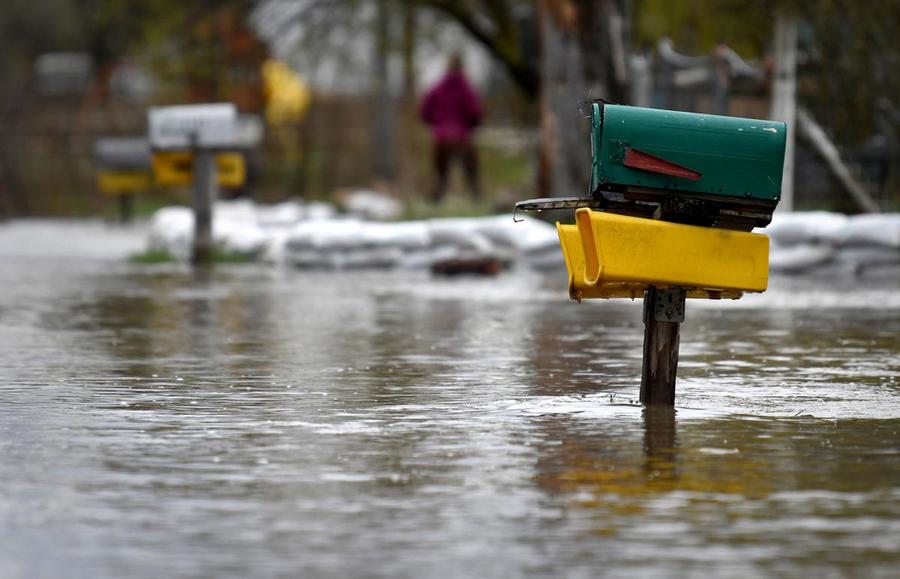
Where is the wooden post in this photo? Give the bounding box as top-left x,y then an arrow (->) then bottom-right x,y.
118,194 -> 134,224
191,146 -> 216,265
640,286 -> 684,406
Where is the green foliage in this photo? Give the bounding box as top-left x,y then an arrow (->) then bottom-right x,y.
401,194 -> 493,220
128,248 -> 176,263
209,248 -> 258,263
634,0 -> 773,55
128,247 -> 258,264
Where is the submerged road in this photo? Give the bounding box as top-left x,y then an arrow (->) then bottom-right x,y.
0,220 -> 898,578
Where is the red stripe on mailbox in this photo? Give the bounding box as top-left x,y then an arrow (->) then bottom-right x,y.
623,148 -> 702,181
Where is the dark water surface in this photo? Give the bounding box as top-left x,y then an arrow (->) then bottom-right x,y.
1,224 -> 899,578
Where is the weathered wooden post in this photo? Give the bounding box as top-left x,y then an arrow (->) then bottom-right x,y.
640,286 -> 684,405
518,102 -> 786,405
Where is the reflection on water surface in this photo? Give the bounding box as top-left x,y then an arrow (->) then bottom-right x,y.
0,246 -> 898,578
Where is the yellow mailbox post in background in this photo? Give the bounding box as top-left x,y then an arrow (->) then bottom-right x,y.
96,171 -> 151,196
93,137 -> 153,222
147,103 -> 261,264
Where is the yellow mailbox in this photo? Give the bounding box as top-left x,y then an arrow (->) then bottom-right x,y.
558,209 -> 768,302
93,137 -> 152,197
151,152 -> 246,188
96,171 -> 151,196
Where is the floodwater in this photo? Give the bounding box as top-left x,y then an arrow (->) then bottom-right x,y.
1,221 -> 899,578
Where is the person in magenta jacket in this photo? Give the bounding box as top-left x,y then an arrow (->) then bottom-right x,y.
419,55 -> 483,202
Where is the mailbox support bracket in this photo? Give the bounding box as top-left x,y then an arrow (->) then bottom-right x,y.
641,286 -> 686,405
652,287 -> 686,323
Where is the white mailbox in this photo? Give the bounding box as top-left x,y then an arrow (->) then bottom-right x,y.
148,103 -> 238,150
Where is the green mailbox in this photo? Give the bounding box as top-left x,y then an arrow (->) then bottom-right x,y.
588,103 -> 786,230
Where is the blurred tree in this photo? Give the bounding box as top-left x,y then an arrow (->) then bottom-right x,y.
536,0 -> 630,196
0,0 -> 86,214
796,0 -> 900,144
423,0 -> 540,98
801,0 -> 900,204
82,0 -> 266,109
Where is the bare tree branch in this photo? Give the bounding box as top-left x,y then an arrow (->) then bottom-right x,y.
421,0 -> 539,98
